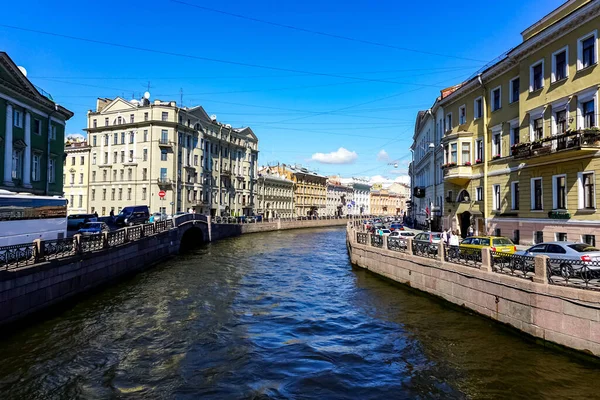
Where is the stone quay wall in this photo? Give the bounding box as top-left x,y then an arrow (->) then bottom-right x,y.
346,225 -> 600,358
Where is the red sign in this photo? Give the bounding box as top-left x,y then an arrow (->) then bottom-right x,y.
158,190 -> 166,199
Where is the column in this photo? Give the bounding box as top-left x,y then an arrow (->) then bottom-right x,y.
23,111 -> 32,187
4,102 -> 14,185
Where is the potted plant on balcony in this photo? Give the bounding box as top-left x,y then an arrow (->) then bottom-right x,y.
511,142 -> 530,157
492,154 -> 501,160
531,138 -> 545,149
475,158 -> 482,164
464,161 -> 472,166
582,128 -> 600,145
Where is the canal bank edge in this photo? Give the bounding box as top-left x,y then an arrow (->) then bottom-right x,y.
0,218 -> 348,327
346,225 -> 600,358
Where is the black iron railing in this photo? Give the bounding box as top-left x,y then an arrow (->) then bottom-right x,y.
445,246 -> 482,268
491,253 -> 535,280
546,258 -> 600,291
387,237 -> 407,252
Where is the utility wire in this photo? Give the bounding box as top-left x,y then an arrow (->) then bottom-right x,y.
170,0 -> 488,63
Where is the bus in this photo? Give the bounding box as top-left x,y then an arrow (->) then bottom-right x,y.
0,190 -> 68,247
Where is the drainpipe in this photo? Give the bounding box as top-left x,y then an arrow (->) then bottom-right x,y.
478,74 -> 489,235
46,105 -> 59,195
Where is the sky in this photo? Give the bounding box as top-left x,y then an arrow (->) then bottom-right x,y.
1,0 -> 565,184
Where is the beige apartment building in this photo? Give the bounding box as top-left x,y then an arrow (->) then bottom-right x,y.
256,171 -> 294,219
85,96 -> 258,217
63,137 -> 90,214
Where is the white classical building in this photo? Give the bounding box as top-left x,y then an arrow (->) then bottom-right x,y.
326,177 -> 353,217
341,177 -> 371,215
256,171 -> 294,219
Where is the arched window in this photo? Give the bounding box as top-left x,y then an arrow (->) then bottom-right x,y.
457,190 -> 471,203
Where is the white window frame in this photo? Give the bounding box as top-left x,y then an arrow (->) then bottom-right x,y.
32,153 -> 41,182
550,98 -> 569,136
475,139 -> 483,162
577,30 -> 598,71
458,105 -> 466,125
528,107 -> 545,142
491,125 -> 502,158
474,96 -> 483,119
511,181 -> 519,210
552,174 -> 567,210
493,184 -> 501,211
48,158 -> 56,183
509,118 -> 520,147
461,141 -> 471,165
476,186 -> 483,201
551,46 -> 569,83
509,76 -> 520,103
577,171 -> 596,210
445,113 -> 452,132
531,177 -> 543,211
529,59 -> 545,92
491,86 -> 502,112
576,87 -> 598,129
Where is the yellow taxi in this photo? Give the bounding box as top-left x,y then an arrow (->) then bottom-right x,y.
459,236 -> 516,257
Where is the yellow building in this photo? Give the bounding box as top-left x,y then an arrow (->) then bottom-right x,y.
370,189 -> 403,216
264,164 -> 326,217
63,137 -> 91,214
438,0 -> 600,245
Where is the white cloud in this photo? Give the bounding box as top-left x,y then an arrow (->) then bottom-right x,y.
311,147 -> 358,164
367,174 -> 410,187
376,149 -> 389,162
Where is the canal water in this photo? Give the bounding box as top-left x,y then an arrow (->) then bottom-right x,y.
0,227 -> 598,399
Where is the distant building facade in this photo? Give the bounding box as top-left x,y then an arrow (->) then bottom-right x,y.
341,177 -> 371,215
265,164 -> 326,217
63,138 -> 90,214
326,176 -> 352,216
256,172 -> 294,219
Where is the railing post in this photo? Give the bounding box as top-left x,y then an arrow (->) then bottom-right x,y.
103,231 -> 110,249
481,247 -> 492,272
124,227 -> 130,242
33,238 -> 44,263
437,241 -> 445,261
534,255 -> 549,284
367,233 -> 373,247
382,235 -> 388,250
406,237 -> 414,255
74,234 -> 83,254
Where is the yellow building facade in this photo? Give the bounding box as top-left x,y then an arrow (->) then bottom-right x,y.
63,138 -> 91,214
439,0 -> 600,245
265,164 -> 326,217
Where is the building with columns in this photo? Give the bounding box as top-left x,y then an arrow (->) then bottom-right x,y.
326,176 -> 352,217
0,52 -> 73,195
85,96 -> 258,217
256,170 -> 294,219
63,136 -> 91,214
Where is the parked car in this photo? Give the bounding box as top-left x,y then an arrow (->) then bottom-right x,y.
115,205 -> 150,227
389,223 -> 404,231
413,232 -> 443,254
380,229 -> 392,236
77,222 -> 110,236
67,213 -> 98,230
390,231 -> 415,238
459,236 -> 516,258
515,241 -> 600,275
150,212 -> 168,222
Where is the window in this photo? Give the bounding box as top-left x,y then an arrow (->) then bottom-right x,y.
129,150 -> 134,162
461,142 -> 470,165
78,195 -> 83,209
491,86 -> 501,111
474,97 -> 483,119
535,231 -> 544,244
118,189 -> 122,201
161,150 -> 168,161
92,119 -> 97,129
160,168 -> 168,180
553,175 -> 567,210
511,126 -> 520,146
476,187 -> 483,201
71,157 -> 76,166
92,171 -> 96,182
130,114 -> 134,124
120,170 -> 124,181
113,170 -> 117,181
143,130 -> 148,142
104,135 -> 109,146
113,151 -> 117,164
105,117 -> 109,127
103,170 -> 107,181
79,173 -> 84,184
162,112 -> 168,121
142,188 -> 147,200
578,32 -> 597,70
450,143 -> 457,163
510,77 -> 520,103
111,188 -> 115,201
33,119 -> 41,135
555,109 -> 567,135
121,132 -> 125,144
91,189 -> 95,201
142,168 -> 147,180
194,154 -> 199,166
458,105 -> 466,124
92,136 -> 97,147
32,154 -> 41,181
113,133 -> 117,145
511,182 -> 519,210
552,48 -> 568,82
128,168 -> 132,181
161,129 -> 168,143
11,148 -> 23,179
492,132 -> 501,157
476,139 -> 483,162
13,109 -> 22,128
51,125 -> 57,140
583,234 -> 596,247
530,60 -> 544,91
80,156 -> 85,165
48,158 -> 56,183
120,151 -> 125,163
583,100 -> 595,128
70,195 -> 74,208
533,118 -> 544,140
556,232 -> 568,241
144,112 -> 149,121
445,113 -> 452,132
143,148 -> 148,161
493,185 -> 501,211
531,178 -> 543,210
579,172 -> 595,209
129,132 -> 134,144
127,188 -> 132,201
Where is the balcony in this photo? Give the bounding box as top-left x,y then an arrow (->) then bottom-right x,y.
443,164 -> 473,185
158,138 -> 174,148
512,129 -> 600,161
157,177 -> 173,187
220,168 -> 232,177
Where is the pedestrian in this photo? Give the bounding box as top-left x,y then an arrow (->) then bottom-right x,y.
94,211 -> 99,219
468,225 -> 474,237
449,230 -> 460,247
441,229 -> 448,245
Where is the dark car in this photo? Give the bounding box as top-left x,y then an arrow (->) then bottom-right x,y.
115,205 -> 150,227
77,222 -> 110,236
67,213 -> 98,229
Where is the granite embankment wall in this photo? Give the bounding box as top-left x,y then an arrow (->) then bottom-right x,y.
347,226 -> 600,358
0,218 -> 348,327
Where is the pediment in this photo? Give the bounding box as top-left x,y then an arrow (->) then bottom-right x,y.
0,52 -> 48,102
100,97 -> 138,114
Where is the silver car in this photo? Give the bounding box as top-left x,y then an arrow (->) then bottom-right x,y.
413,231 -> 443,255
515,241 -> 600,275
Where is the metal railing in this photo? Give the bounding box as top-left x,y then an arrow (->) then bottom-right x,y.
0,243 -> 36,270
547,258 -> 600,291
80,234 -> 103,253
371,235 -> 383,248
387,237 -> 407,252
412,242 -> 438,258
107,229 -> 126,247
445,246 -> 482,268
43,238 -> 76,260
490,252 -> 535,280
357,232 -> 368,245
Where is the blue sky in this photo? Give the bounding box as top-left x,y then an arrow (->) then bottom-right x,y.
1,0 -> 564,182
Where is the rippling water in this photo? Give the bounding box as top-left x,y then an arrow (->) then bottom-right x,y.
0,227 -> 598,399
